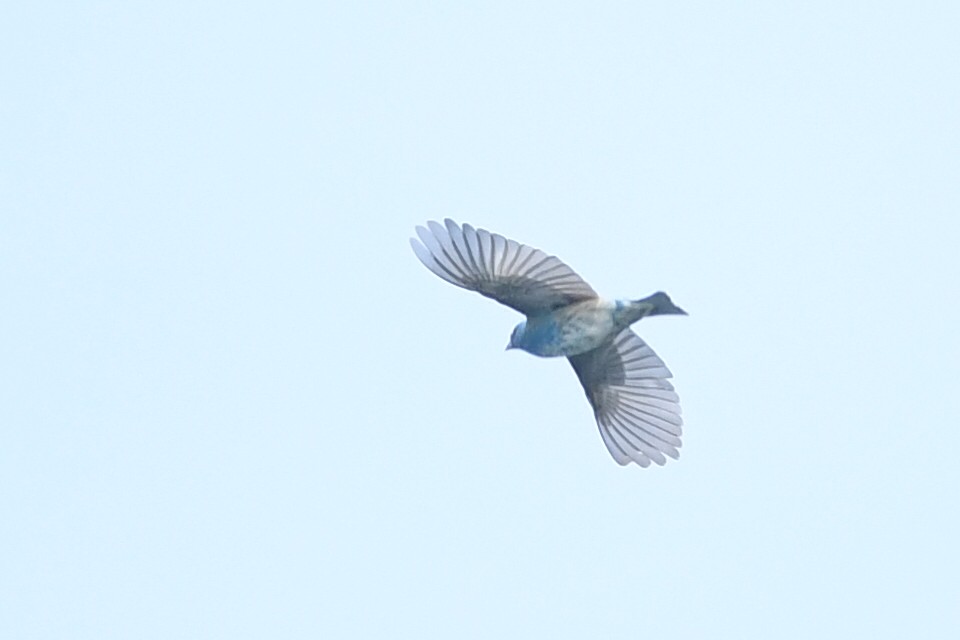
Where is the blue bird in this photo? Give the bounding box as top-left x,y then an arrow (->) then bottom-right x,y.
411,219 -> 687,468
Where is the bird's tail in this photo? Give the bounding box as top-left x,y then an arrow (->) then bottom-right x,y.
631,291 -> 687,319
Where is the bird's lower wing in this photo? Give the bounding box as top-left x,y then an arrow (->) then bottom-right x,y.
568,329 -> 683,468
411,219 -> 598,315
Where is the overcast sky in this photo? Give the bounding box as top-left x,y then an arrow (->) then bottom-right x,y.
3,2 -> 958,638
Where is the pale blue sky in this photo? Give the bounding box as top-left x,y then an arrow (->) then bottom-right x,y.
2,1 -> 958,638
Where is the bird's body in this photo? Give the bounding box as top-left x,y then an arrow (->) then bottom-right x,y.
510,295 -> 683,357
511,299 -> 616,357
411,219 -> 687,468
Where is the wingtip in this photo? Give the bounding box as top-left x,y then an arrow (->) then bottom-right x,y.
443,218 -> 461,235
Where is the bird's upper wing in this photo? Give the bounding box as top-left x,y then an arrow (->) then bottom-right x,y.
411,219 -> 598,315
568,329 -> 683,468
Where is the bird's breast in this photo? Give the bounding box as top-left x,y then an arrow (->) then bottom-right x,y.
521,300 -> 618,357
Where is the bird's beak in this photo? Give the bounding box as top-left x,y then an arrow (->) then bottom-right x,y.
505,342 -> 513,351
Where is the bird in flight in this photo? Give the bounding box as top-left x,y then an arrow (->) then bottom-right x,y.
410,219 -> 687,468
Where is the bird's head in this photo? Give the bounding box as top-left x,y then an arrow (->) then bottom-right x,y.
506,321 -> 527,351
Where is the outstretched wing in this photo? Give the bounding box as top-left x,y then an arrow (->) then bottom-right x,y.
568,329 -> 683,468
411,219 -> 598,315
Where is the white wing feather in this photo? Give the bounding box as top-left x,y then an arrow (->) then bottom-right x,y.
411,219 -> 597,314
569,329 -> 683,467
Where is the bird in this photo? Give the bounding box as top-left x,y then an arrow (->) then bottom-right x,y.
410,219 -> 687,468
